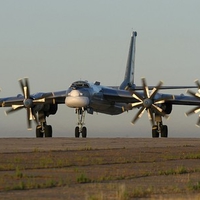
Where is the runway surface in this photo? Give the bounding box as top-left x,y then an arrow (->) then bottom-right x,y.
0,137 -> 200,153
0,137 -> 200,200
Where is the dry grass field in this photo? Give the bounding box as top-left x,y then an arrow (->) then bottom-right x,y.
0,138 -> 200,199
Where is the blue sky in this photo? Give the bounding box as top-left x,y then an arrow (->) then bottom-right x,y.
0,0 -> 200,137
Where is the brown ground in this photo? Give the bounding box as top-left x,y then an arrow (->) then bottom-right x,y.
0,138 -> 200,199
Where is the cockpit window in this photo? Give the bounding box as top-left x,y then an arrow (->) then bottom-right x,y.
70,81 -> 90,89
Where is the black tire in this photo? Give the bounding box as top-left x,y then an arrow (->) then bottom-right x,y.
152,125 -> 159,138
161,125 -> 168,138
75,126 -> 80,138
45,125 -> 52,137
36,126 -> 43,138
82,127 -> 87,138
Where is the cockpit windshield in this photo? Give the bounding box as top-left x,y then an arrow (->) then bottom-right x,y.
70,81 -> 90,89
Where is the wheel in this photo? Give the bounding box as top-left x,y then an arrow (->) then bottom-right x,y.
45,125 -> 52,137
161,125 -> 168,137
36,126 -> 43,138
75,126 -> 80,138
82,127 -> 87,138
152,125 -> 159,138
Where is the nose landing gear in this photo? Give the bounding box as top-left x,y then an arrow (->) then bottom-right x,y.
75,108 -> 87,138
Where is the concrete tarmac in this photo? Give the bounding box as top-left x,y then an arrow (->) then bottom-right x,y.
0,137 -> 199,153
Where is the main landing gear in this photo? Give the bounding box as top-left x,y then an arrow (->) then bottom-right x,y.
152,114 -> 168,138
36,124 -> 52,138
75,108 -> 87,138
35,111 -> 52,138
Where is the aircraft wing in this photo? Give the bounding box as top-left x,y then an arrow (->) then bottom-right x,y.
102,88 -> 138,103
0,90 -> 67,108
134,85 -> 197,90
45,90 -> 67,104
167,94 -> 200,106
109,85 -> 197,90
0,96 -> 25,107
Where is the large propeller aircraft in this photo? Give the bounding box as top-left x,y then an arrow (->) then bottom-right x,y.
0,32 -> 200,138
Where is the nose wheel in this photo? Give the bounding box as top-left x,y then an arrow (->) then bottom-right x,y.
75,108 -> 87,138
75,126 -> 87,138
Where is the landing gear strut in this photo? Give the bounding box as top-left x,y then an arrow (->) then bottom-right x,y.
35,111 -> 52,138
75,108 -> 87,138
152,114 -> 168,138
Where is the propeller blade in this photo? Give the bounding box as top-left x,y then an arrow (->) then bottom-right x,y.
31,107 -> 39,125
132,91 -> 144,102
33,113 -> 39,125
131,101 -> 143,108
147,109 -> 154,126
33,98 -> 45,103
5,106 -> 24,115
151,104 -> 168,118
195,79 -> 200,89
27,108 -> 32,130
24,87 -> 28,99
19,79 -> 25,96
150,81 -> 163,99
131,106 -> 145,124
154,99 -> 165,104
187,89 -> 200,99
142,78 -> 150,98
196,116 -> 200,127
24,78 -> 30,99
154,95 -> 174,104
19,78 -> 30,99
185,107 -> 200,116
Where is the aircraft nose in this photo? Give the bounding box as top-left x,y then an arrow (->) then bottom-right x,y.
65,90 -> 89,108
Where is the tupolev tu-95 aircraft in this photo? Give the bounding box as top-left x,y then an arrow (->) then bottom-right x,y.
1,32 -> 200,138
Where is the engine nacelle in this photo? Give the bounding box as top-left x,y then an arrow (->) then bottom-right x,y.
43,104 -> 58,116
161,103 -> 172,114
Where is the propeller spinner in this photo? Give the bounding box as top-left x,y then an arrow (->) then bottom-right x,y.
130,78 -> 172,126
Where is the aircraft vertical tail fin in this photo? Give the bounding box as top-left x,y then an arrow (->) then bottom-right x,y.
119,31 -> 137,90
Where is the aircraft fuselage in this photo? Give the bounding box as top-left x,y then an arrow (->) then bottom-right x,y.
65,80 -> 125,115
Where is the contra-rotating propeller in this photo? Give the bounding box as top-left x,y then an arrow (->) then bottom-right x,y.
130,78 -> 173,126
5,78 -> 40,130
185,79 -> 200,126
